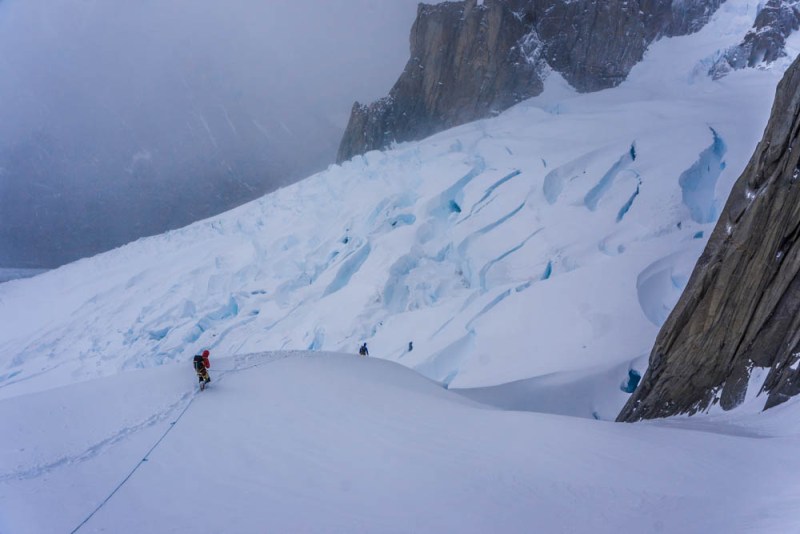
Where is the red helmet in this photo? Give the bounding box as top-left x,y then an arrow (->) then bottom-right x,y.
202,350 -> 210,357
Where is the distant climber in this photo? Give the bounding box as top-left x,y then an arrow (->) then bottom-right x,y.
193,350 -> 211,390
359,343 -> 369,357
408,341 -> 413,352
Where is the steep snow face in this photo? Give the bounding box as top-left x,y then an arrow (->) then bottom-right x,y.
0,1 -> 791,412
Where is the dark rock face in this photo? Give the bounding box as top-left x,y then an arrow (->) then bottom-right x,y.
618,55 -> 800,422
710,0 -> 800,79
664,0 -> 728,35
338,0 -> 723,163
337,0 -> 543,163
511,0 -> 722,92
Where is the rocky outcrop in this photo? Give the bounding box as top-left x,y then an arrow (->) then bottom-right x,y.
337,0 -> 543,163
338,0 -> 724,163
618,55 -> 800,422
710,0 -> 800,79
509,0 -> 723,92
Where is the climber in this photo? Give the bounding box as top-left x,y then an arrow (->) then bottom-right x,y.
193,350 -> 211,390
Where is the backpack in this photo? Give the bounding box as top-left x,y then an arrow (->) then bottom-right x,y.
193,355 -> 205,371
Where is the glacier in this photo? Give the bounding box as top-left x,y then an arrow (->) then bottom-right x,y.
2,1 -> 800,532
0,1 -> 785,399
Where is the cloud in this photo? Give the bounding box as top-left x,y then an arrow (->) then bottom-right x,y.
0,0 -> 428,267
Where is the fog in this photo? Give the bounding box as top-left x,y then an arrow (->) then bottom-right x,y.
0,0 -> 427,268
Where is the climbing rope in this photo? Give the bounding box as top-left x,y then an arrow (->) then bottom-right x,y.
69,393 -> 196,534
69,352 -> 294,533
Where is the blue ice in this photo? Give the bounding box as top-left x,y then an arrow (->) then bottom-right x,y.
466,289 -> 512,331
431,158 -> 486,218
0,370 -> 21,384
479,228 -> 542,292
475,170 -> 522,207
207,296 -> 239,321
679,128 -> 727,224
323,243 -> 372,296
620,370 -> 642,393
543,152 -> 595,205
543,168 -> 567,204
308,329 -> 325,350
149,327 -> 171,341
474,202 -> 526,238
368,198 -> 392,226
184,296 -> 239,342
389,214 -> 417,227
516,281 -> 532,292
383,253 -> 419,313
457,202 -> 526,286
541,261 -> 553,280
616,179 -> 641,222
584,144 -> 636,211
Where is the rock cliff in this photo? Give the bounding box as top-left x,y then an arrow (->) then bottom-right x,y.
337,0 -> 543,164
338,0 -> 723,163
710,0 -> 800,79
618,54 -> 800,422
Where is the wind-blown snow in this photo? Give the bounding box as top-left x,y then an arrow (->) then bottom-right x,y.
2,1 -> 800,531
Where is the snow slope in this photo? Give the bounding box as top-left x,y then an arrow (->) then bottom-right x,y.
2,1 -> 800,532
2,352 -> 799,534
0,2 -> 790,415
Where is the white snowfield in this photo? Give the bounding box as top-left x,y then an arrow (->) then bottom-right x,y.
2,353 -> 800,534
2,1 -> 800,532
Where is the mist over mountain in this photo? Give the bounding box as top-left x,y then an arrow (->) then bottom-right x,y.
5,2 -> 800,531
0,0 -> 425,268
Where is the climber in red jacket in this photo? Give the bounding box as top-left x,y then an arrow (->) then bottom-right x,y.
193,350 -> 211,389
